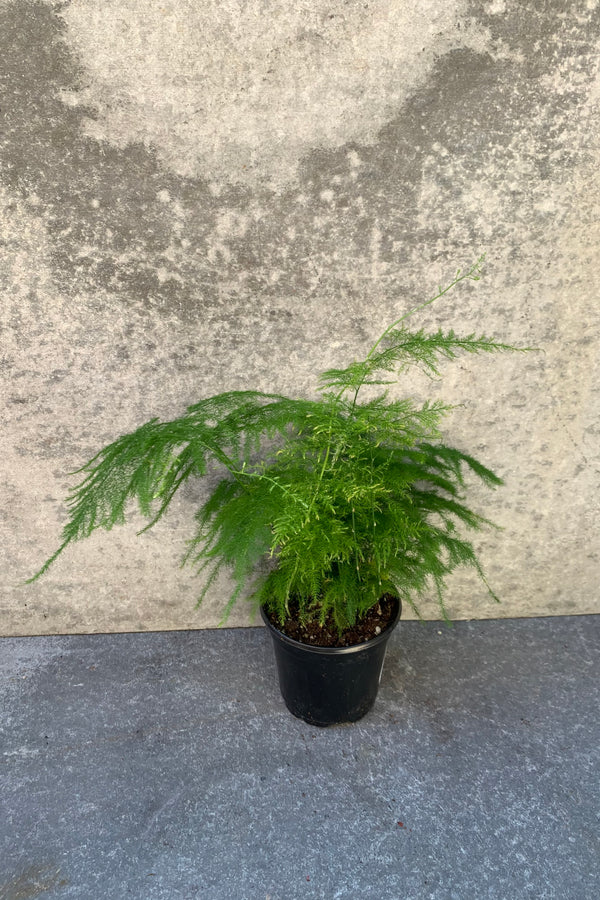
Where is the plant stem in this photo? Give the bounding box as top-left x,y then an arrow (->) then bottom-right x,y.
348,255 -> 486,411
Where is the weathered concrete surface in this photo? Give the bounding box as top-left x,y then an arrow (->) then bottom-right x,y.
2,0 -> 599,634
1,617 -> 599,898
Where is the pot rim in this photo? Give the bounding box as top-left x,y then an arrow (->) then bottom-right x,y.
260,595 -> 401,656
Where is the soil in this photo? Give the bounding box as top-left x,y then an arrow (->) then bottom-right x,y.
263,594 -> 399,648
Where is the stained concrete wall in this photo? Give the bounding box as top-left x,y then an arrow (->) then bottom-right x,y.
2,0 -> 599,636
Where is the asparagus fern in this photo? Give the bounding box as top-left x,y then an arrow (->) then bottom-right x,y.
31,257 -> 527,628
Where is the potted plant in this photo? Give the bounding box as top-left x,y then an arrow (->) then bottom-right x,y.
30,257 -> 525,725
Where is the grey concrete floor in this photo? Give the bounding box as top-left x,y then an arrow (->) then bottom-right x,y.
1,616 -> 598,900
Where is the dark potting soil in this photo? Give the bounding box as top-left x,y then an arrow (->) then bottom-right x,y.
263,594 -> 398,648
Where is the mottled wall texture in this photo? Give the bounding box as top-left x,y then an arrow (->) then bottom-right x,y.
2,0 -> 599,635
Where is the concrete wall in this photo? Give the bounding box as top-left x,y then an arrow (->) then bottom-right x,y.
3,0 -> 599,636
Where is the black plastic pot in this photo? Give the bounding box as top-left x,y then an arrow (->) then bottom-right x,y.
260,597 -> 401,726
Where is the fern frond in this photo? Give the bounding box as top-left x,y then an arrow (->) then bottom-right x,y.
319,328 -> 522,392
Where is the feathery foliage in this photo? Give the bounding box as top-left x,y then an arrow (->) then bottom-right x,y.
30,256 -> 528,628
